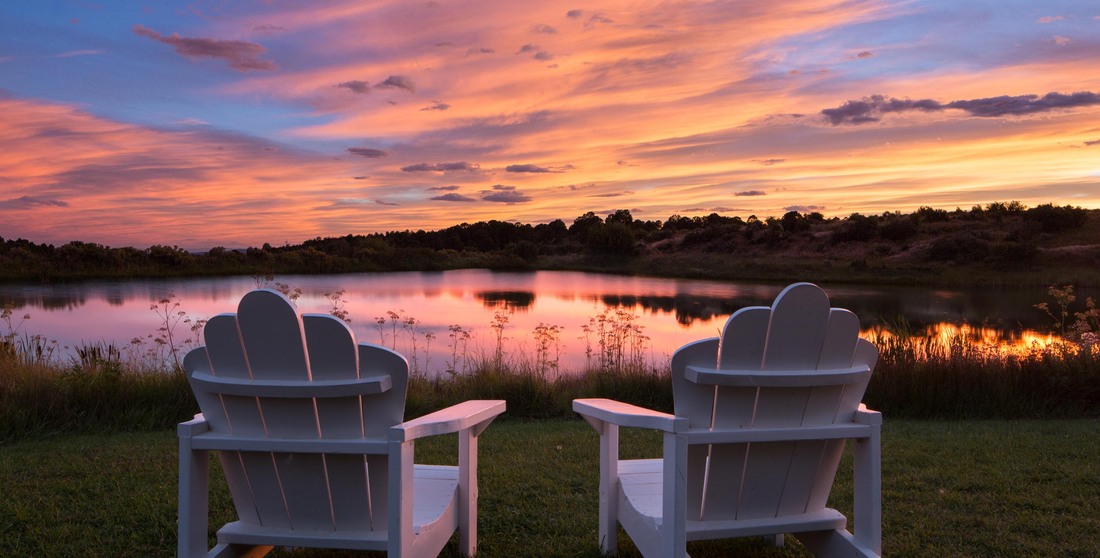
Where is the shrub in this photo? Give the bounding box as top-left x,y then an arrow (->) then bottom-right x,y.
926,233 -> 990,263
832,213 -> 878,242
879,216 -> 919,242
1024,203 -> 1088,232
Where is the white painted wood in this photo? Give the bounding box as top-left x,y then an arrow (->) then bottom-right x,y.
178,416 -> 212,558
391,400 -> 509,441
685,365 -> 871,387
570,399 -> 684,432
179,288 -> 505,558
190,373 -> 392,398
574,282 -> 882,558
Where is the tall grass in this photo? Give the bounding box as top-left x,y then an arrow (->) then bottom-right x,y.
4,324 -> 1099,444
0,351 -> 195,442
865,321 -> 1100,418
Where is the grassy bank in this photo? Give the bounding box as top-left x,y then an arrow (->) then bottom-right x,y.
1,419 -> 1098,557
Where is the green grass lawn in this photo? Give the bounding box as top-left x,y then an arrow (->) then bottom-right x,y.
1,419 -> 1098,557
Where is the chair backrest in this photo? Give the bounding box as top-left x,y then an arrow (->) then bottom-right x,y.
670,282 -> 878,522
182,288 -> 409,533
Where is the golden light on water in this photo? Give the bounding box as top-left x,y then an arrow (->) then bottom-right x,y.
866,323 -> 1065,359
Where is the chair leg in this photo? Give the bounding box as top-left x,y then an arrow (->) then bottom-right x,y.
659,432 -> 689,558
388,440 -> 416,557
597,421 -> 620,555
852,425 -> 882,555
178,438 -> 210,558
458,428 -> 478,557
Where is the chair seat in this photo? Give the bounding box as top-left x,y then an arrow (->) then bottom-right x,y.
217,465 -> 459,551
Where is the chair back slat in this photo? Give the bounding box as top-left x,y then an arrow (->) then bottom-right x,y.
304,315 -> 364,440
201,314 -> 268,439
239,453 -> 294,529
204,314 -> 250,379
237,290 -> 310,380
669,338 -> 720,520
327,455 -> 378,530
761,283 -> 831,371
717,306 -> 770,369
358,344 -> 408,438
695,307 -> 770,519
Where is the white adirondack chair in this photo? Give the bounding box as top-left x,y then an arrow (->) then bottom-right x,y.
574,282 -> 882,557
177,288 -> 505,558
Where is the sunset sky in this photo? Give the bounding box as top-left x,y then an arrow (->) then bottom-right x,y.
2,1 -> 1099,250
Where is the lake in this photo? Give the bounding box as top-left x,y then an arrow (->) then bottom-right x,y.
0,270 -> 1074,375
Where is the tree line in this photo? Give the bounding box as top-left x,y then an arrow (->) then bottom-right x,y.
0,202 -> 1090,282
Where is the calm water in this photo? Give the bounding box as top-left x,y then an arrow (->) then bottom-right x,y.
0,270 -> 1072,374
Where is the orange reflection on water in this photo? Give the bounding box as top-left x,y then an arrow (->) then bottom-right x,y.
865,323 -> 1063,358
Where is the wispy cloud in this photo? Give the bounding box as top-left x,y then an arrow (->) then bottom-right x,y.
376,75 -> 415,93
516,43 -> 553,61
132,24 -> 275,71
506,164 -> 555,173
482,185 -> 531,203
401,162 -> 480,172
0,196 -> 69,210
347,147 -> 387,158
253,23 -> 288,33
432,193 -> 477,202
54,50 -> 103,58
337,80 -> 371,94
822,92 -> 1100,125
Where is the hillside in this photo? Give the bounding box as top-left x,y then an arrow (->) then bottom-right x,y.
603,204 -> 1100,286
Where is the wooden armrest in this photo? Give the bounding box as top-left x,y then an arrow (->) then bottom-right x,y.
573,398 -> 686,433
854,404 -> 883,425
177,413 -> 210,437
391,399 -> 506,442
685,364 -> 871,387
189,372 -> 392,398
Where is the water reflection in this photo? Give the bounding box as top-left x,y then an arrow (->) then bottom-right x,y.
867,323 -> 1061,358
476,291 -> 536,310
600,294 -> 741,325
0,270 -> 1079,374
